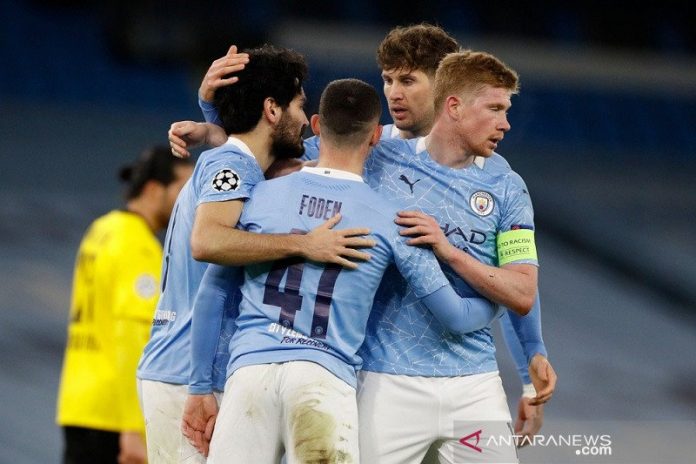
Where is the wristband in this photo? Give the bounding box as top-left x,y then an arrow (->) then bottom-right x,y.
522,383 -> 537,398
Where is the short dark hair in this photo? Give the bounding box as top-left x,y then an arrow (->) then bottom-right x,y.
119,145 -> 192,200
214,44 -> 308,134
318,79 -> 381,147
377,23 -> 459,75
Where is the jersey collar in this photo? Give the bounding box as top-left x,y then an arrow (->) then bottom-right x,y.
390,124 -> 401,139
301,166 -> 364,183
224,136 -> 255,158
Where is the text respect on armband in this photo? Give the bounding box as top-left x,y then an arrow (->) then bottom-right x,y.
497,229 -> 537,266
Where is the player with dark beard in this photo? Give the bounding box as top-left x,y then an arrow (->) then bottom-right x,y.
136,45 -> 374,464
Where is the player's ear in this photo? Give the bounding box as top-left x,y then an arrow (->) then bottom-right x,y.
310,114 -> 321,136
142,179 -> 165,199
369,124 -> 382,146
263,97 -> 281,124
445,95 -> 461,120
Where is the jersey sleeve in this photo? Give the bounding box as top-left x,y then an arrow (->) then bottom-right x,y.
497,172 -> 546,383
301,136 -> 320,162
197,153 -> 260,205
111,240 -> 161,431
499,311 -> 531,384
419,285 -> 502,335
199,97 -> 222,127
389,225 -> 500,334
499,294 -> 547,388
497,173 -> 538,266
390,229 -> 449,298
189,264 -> 243,394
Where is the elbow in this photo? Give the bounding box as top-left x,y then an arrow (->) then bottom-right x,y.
451,325 -> 470,337
509,294 -> 534,316
190,231 -> 213,262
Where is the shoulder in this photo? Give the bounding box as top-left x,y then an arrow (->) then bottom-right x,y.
250,172 -> 294,195
90,210 -> 131,239
379,124 -> 400,141
198,145 -> 260,173
113,213 -> 160,253
353,183 -> 400,220
479,152 -> 512,178
371,137 -> 418,163
481,152 -> 528,187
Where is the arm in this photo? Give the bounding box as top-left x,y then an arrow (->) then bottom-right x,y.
189,264 -> 241,394
500,296 -> 555,391
171,46 -> 248,157
396,210 -> 536,314
169,121 -> 228,159
112,248 -> 159,463
191,200 -> 375,269
198,45 -> 249,126
199,99 -> 221,127
499,299 -> 555,444
506,304 -> 556,405
114,315 -> 151,431
114,313 -> 149,464
420,285 -> 501,335
184,264 -> 241,456
118,432 -> 147,464
512,353 -> 557,447
391,227 -> 500,334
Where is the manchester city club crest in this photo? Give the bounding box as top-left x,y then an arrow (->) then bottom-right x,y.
470,191 -> 494,216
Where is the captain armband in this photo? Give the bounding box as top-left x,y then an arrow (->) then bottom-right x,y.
497,229 -> 537,266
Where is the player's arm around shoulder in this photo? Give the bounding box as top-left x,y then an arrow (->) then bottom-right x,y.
190,198 -> 245,264
169,121 -> 228,159
395,209 -> 537,315
191,194 -> 376,268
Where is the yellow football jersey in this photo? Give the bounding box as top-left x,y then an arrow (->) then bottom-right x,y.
56,210 -> 162,432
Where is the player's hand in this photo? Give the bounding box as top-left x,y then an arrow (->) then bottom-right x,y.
181,394 -> 219,457
118,431 -> 148,464
528,354 -> 557,405
169,121 -> 207,158
514,397 -> 544,448
303,214 -> 375,270
199,45 -> 249,102
395,210 -> 456,261
168,122 -> 227,158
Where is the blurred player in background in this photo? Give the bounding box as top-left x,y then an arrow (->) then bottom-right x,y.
56,146 -> 193,464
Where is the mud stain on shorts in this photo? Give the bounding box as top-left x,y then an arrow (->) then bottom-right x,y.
290,398 -> 353,463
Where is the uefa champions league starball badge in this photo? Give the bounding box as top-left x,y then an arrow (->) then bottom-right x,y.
211,169 -> 241,192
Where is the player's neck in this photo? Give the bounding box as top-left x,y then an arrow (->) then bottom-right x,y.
232,132 -> 274,172
398,128 -> 418,139
126,199 -> 159,233
425,124 -> 477,169
398,125 -> 430,140
316,145 -> 367,176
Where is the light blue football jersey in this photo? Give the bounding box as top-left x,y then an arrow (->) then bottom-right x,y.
137,138 -> 264,390
226,167 -> 456,387
303,137 -> 539,376
362,138 -> 538,375
205,107 -> 546,381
